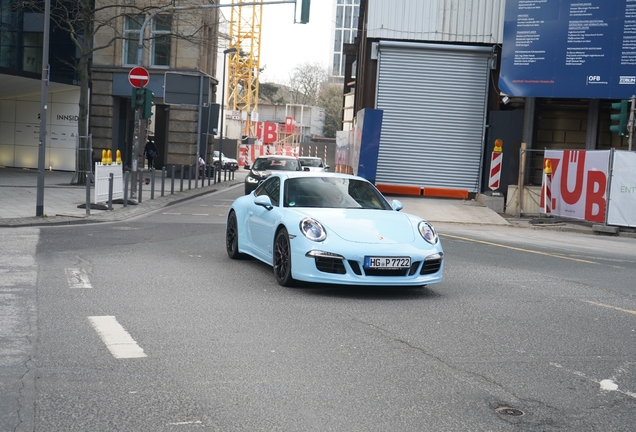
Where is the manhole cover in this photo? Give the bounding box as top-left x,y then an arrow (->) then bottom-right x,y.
495,406 -> 524,416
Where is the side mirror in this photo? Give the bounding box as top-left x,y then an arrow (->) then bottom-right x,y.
254,195 -> 274,210
391,200 -> 403,211
324,165 -> 330,171
303,167 -> 310,172
244,165 -> 251,170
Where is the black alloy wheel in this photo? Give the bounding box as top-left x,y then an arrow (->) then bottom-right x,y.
226,211 -> 242,259
273,228 -> 294,286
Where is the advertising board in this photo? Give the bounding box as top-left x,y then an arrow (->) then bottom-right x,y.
607,150 -> 636,227
500,0 -> 636,98
542,150 -> 610,223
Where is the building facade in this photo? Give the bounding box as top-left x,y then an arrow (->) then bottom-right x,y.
329,0 -> 360,78
345,0 -> 630,200
90,0 -> 222,171
0,0 -> 79,170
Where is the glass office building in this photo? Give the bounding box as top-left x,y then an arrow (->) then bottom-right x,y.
330,0 -> 360,77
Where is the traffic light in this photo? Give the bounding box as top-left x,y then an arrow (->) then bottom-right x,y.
131,87 -> 154,119
299,0 -> 310,24
610,99 -> 629,136
131,87 -> 144,109
141,88 -> 154,119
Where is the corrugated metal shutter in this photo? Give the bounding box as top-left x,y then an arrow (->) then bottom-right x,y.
375,41 -> 493,192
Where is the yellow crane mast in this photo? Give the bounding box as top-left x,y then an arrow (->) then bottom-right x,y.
228,0 -> 262,137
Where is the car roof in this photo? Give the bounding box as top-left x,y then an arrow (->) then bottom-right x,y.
255,155 -> 298,160
298,156 -> 321,159
275,171 -> 366,181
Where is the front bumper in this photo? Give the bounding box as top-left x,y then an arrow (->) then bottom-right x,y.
290,243 -> 444,287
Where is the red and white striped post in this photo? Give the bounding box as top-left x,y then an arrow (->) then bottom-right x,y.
488,139 -> 503,190
542,159 -> 553,214
324,145 -> 327,164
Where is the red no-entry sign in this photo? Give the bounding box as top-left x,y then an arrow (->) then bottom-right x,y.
128,67 -> 150,88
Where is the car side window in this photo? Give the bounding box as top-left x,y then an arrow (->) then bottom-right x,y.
255,176 -> 280,207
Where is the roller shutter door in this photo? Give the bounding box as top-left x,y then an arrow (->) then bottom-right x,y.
375,41 -> 493,192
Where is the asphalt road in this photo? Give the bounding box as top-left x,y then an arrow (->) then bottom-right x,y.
1,184 -> 635,431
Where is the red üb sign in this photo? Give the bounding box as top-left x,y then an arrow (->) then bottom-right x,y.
128,67 -> 150,88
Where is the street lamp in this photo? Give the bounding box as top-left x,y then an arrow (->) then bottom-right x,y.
218,47 -> 238,181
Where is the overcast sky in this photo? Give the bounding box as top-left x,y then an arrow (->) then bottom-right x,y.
220,1 -> 334,84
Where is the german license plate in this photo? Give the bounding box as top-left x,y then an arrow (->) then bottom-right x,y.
364,256 -> 411,269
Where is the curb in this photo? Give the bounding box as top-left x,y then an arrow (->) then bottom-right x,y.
0,178 -> 242,228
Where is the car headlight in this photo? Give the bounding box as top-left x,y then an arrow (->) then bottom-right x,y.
418,221 -> 438,244
246,175 -> 260,183
300,218 -> 326,242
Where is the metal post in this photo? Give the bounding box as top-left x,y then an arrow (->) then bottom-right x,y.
171,165 -> 175,194
36,0 -> 51,217
85,172 -> 91,216
195,75 -> 204,190
151,168 -> 155,199
517,142 -> 527,217
180,165 -> 184,191
161,167 -> 166,197
123,171 -> 129,207
138,169 -> 143,203
108,173 -> 114,211
219,47 -> 238,185
188,165 -> 192,190
628,95 -> 635,151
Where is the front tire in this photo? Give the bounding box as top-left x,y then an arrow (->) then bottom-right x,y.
226,211 -> 243,259
273,228 -> 294,286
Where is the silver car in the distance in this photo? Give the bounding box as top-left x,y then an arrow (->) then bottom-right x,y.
298,156 -> 329,172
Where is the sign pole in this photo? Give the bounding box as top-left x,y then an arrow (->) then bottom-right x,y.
128,67 -> 150,199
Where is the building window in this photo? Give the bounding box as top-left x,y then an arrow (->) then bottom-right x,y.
334,30 -> 342,52
333,53 -> 340,76
123,15 -> 142,66
22,32 -> 42,73
151,15 -> 171,67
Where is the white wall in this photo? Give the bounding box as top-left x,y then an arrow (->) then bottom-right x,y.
367,0 -> 505,44
0,89 -> 80,171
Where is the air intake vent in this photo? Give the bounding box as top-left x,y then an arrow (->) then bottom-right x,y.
420,258 -> 442,275
315,257 -> 346,274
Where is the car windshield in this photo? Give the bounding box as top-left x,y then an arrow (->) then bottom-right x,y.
299,158 -> 323,168
284,177 -> 392,210
213,151 -> 226,158
252,158 -> 299,171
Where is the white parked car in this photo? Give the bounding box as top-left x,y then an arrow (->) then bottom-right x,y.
298,156 -> 329,172
212,151 -> 238,170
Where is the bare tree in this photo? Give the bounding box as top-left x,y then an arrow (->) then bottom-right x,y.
317,83 -> 343,138
288,61 -> 328,106
18,0 -> 211,184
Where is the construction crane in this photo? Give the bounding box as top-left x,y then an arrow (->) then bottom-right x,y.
227,0 -> 263,138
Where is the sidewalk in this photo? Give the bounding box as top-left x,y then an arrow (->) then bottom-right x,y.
0,166 -> 244,227
0,166 -> 631,237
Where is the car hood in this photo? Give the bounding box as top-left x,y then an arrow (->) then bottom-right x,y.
250,170 -> 273,179
292,208 -> 417,244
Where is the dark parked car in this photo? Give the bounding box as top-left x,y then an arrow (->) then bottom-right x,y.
244,155 -> 301,194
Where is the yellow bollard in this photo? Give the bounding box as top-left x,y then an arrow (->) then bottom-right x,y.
107,149 -> 112,165
101,149 -> 106,165
116,149 -> 122,165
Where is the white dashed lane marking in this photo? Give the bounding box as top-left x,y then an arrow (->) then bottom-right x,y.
65,268 -> 93,289
88,316 -> 147,359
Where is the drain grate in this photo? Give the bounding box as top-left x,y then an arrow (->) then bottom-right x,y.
495,406 -> 524,416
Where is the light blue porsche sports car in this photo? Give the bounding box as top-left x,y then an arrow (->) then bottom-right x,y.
226,172 -> 444,287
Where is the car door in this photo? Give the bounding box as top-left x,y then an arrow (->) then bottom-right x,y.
247,176 -> 281,260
